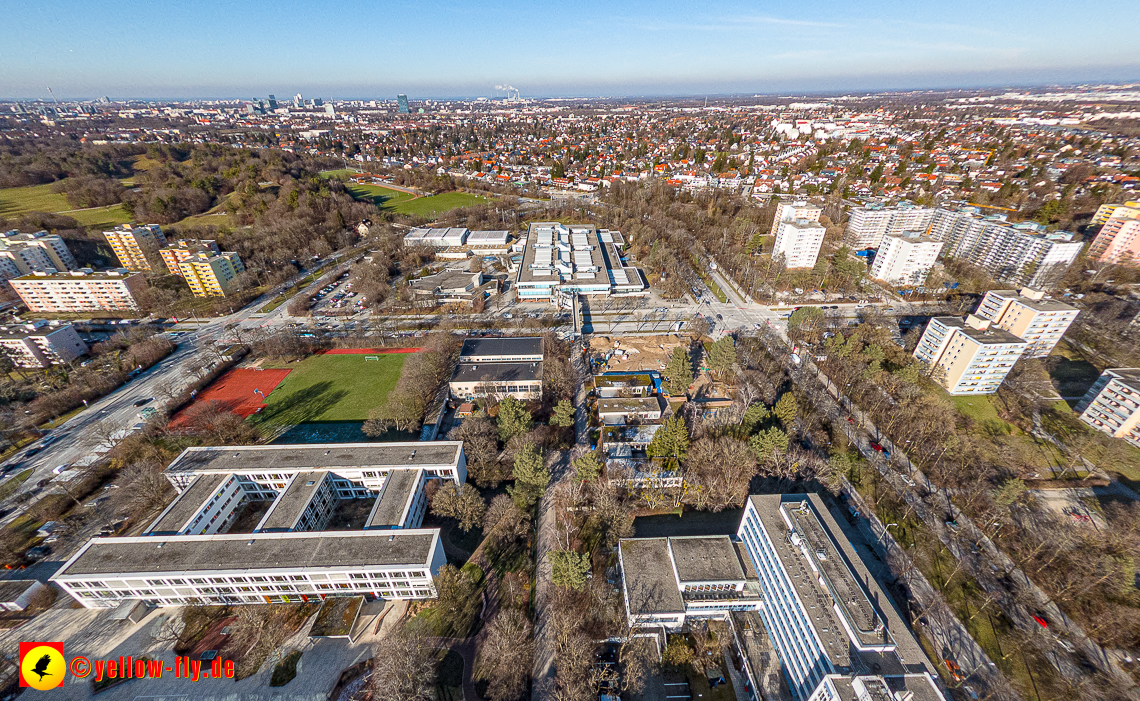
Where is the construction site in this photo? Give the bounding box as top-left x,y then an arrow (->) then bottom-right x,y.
584,335 -> 690,373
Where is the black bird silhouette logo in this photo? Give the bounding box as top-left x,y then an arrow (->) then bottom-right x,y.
32,654 -> 53,681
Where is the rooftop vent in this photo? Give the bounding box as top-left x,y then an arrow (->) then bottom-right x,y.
388,535 -> 395,542
305,480 -> 315,486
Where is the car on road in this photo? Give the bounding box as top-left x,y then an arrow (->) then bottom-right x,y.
133,397 -> 153,407
26,545 -> 51,561
870,442 -> 884,452
52,464 -> 71,475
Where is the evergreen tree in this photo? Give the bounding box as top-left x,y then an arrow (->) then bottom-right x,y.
497,396 -> 532,442
550,550 -> 589,590
741,403 -> 769,434
508,443 -> 548,509
550,399 -> 575,428
573,452 -> 602,483
749,427 -> 789,465
647,414 -> 690,462
664,347 -> 693,396
773,392 -> 798,429
708,336 -> 737,375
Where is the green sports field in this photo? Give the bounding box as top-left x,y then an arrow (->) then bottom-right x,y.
344,183 -> 418,210
253,353 -> 408,425
395,191 -> 490,217
322,169 -> 493,217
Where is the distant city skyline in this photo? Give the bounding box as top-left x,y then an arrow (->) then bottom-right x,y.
2,0 -> 1138,100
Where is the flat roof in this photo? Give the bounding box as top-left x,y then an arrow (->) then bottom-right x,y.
54,530 -> 439,579
0,324 -> 74,340
598,397 -> 663,414
987,289 -> 1078,312
932,317 -> 1027,346
367,469 -> 420,528
258,472 -> 327,531
147,474 -> 229,535
0,579 -> 41,603
459,336 -> 543,359
12,271 -> 141,282
1108,368 -> 1140,393
669,536 -> 745,583
166,442 -> 463,475
619,538 -> 685,615
451,362 -> 542,384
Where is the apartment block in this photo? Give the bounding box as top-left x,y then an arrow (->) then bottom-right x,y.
450,336 -> 543,400
843,204 -> 935,249
9,269 -> 148,313
1075,369 -> 1140,448
868,232 -> 943,286
51,442 -> 466,609
160,239 -> 220,276
974,287 -> 1079,358
769,201 -> 822,235
1090,201 -> 1140,227
773,219 -> 826,269
618,494 -> 945,701
0,321 -> 88,368
913,315 -> 1027,395
1088,209 -> 1140,266
103,224 -> 168,270
514,222 -> 645,302
844,206 -> 1084,287
0,230 -> 78,281
179,251 -> 245,297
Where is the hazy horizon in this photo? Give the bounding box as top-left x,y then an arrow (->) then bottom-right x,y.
4,0 -> 1139,101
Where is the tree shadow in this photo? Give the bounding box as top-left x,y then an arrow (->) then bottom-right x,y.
1044,355 -> 1101,400
252,381 -> 348,426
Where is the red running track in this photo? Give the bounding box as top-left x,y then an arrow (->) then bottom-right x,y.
318,348 -> 422,354
168,367 -> 292,427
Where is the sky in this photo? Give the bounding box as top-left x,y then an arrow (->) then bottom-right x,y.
2,0 -> 1138,100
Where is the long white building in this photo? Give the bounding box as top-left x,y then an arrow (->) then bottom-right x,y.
1076,369 -> 1140,448
844,206 -> 1084,288
52,443 -> 465,609
618,494 -> 945,701
9,269 -> 148,313
514,222 -> 645,301
868,232 -> 943,286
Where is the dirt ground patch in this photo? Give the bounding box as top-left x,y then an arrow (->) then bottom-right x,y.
586,334 -> 688,373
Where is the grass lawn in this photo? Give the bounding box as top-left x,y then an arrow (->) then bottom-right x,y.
947,394 -> 1013,430
345,182 -> 417,210
393,191 -> 490,217
0,470 -> 34,502
253,353 -> 408,425
0,182 -> 131,230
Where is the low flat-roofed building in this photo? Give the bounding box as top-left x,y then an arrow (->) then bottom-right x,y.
255,471 -> 337,533
410,270 -> 486,307
619,494 -> 945,701
163,442 -> 466,489
145,473 -> 239,536
459,336 -> 543,362
515,222 -> 646,301
404,227 -> 469,247
592,371 -> 659,398
51,530 -> 447,608
598,396 -> 664,424
0,321 -> 88,368
0,579 -> 48,612
450,361 -> 542,401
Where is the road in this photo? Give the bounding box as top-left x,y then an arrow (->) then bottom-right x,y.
766,334 -> 1140,697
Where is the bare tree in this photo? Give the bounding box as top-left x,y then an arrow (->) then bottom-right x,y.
371,623 -> 438,701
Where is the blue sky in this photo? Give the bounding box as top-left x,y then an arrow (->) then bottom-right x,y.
2,0 -> 1138,99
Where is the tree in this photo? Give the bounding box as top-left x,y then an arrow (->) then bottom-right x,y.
773,392 -> 798,429
708,335 -> 737,375
664,347 -> 693,396
430,482 -> 487,532
749,427 -> 789,466
684,436 -> 758,510
687,316 -> 711,339
740,403 -> 769,433
550,550 -> 590,590
448,412 -> 504,487
371,623 -> 437,701
647,414 -> 689,462
432,564 -> 483,637
573,452 -> 602,483
497,396 -> 532,442
476,609 -> 534,701
508,442 -> 549,509
550,399 -> 575,428
787,306 -> 824,333
483,494 -> 529,546
662,635 -> 695,668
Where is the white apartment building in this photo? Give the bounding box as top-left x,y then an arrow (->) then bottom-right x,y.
51,442 -> 465,609
1076,369 -> 1140,448
0,321 -> 88,368
844,206 -> 1084,287
868,232 -> 943,286
974,288 -> 1079,358
914,315 -> 1027,395
843,205 -> 935,249
773,219 -> 826,269
769,201 -> 822,235
618,494 -> 945,701
9,269 -> 148,313
0,230 -> 78,281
